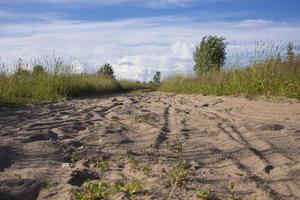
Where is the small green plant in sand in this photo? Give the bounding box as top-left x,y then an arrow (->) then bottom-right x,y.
111,116 -> 120,122
122,180 -> 147,198
196,189 -> 215,200
164,160 -> 189,200
165,161 -> 189,187
72,181 -> 117,200
72,180 -> 147,200
70,150 -> 79,163
95,160 -> 110,171
43,181 -> 56,192
14,173 -> 22,179
142,164 -> 152,175
128,158 -> 139,170
134,114 -> 158,126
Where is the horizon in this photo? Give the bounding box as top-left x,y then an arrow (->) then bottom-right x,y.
1,0 -> 300,81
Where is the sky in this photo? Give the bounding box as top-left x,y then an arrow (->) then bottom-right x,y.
0,0 -> 300,81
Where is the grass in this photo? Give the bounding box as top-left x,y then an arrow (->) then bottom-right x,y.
196,189 -> 214,200
72,180 -> 146,200
70,150 -> 79,163
0,59 -> 154,105
160,57 -> 300,99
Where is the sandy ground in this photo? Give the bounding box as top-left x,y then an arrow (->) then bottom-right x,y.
0,92 -> 300,200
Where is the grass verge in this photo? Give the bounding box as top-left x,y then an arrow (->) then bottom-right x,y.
160,58 -> 300,99
0,67 -> 154,105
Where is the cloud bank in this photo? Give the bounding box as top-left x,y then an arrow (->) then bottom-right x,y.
1,16 -> 299,81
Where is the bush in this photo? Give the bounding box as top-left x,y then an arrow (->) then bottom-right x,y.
97,63 -> 115,78
193,35 -> 227,74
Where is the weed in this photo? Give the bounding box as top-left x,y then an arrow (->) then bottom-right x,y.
166,161 -> 189,186
128,158 -> 139,170
111,116 -> 120,122
14,173 -> 22,179
142,164 -> 152,175
72,181 -> 117,200
96,160 -> 110,171
43,181 -> 56,192
122,180 -> 147,198
70,150 -> 78,163
197,189 -> 214,200
134,113 -> 158,126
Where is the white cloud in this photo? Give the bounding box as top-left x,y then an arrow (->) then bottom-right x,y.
172,41 -> 193,59
1,16 -> 300,81
237,19 -> 272,27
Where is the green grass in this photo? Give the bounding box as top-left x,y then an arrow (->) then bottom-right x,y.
0,62 -> 153,105
160,58 -> 300,99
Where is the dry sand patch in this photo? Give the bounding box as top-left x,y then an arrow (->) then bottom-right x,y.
0,93 -> 299,200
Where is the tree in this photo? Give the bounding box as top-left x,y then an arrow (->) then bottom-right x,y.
33,65 -> 45,74
287,42 -> 295,64
193,35 -> 227,74
153,71 -> 161,84
97,63 -> 114,78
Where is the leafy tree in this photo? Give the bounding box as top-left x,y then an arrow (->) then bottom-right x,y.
193,35 -> 227,74
287,42 -> 295,64
33,65 -> 46,74
97,63 -> 114,78
153,71 -> 161,84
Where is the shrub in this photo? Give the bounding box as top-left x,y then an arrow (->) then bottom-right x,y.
97,63 -> 114,78
193,35 -> 227,74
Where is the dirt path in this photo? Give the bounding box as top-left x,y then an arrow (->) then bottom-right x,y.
0,93 -> 300,200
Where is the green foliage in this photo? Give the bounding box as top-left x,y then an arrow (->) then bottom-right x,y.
97,63 -> 114,78
14,173 -> 22,179
122,180 -> 146,198
153,71 -> 161,84
194,35 -> 227,74
43,181 -> 56,192
70,150 -> 78,163
0,59 -> 152,105
95,160 -> 110,171
196,189 -> 214,200
128,158 -> 139,170
71,180 -> 146,200
142,164 -> 152,175
165,161 -> 189,186
160,56 -> 300,99
72,182 -> 117,200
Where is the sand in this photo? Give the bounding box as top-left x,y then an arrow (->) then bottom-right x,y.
0,93 -> 299,200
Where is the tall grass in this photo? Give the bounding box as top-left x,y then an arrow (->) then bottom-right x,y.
0,59 -> 152,105
160,42 -> 300,99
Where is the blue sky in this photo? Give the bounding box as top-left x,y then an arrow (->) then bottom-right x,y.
1,0 -> 300,80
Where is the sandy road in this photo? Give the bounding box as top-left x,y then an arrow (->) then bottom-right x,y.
0,93 -> 300,200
